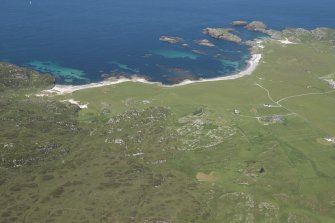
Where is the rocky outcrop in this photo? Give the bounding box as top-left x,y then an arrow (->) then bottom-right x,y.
203,28 -> 242,43
231,20 -> 248,26
264,29 -> 283,39
194,39 -> 215,47
244,21 -> 283,39
192,49 -> 206,55
159,36 -> 183,44
245,21 -> 267,32
281,28 -> 335,45
0,63 -> 55,91
325,79 -> 335,89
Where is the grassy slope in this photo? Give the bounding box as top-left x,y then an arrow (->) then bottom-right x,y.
1,38 -> 335,222
70,39 -> 335,222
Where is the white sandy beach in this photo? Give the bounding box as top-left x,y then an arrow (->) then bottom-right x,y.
61,99 -> 88,108
40,53 -> 262,95
277,38 -> 296,45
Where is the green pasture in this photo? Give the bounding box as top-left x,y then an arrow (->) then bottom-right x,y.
1,33 -> 335,222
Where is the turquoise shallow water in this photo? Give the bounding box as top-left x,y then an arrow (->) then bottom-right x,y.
0,0 -> 334,85
27,61 -> 88,83
150,50 -> 200,60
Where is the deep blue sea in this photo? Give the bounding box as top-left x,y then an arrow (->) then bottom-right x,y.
0,0 -> 334,84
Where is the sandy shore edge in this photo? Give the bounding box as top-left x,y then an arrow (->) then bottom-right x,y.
39,53 -> 262,95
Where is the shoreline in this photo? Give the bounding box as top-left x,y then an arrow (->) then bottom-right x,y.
40,53 -> 262,95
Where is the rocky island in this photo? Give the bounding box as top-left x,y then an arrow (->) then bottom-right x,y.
231,20 -> 248,26
194,39 -> 215,47
245,21 -> 268,32
159,36 -> 183,44
203,28 -> 242,43
242,20 -> 284,40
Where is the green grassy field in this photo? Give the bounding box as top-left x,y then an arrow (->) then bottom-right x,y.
1,29 -> 335,222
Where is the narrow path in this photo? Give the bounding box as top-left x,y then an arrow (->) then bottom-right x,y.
255,82 -> 335,108
236,128 -> 251,144
254,82 -> 335,136
254,83 -> 278,105
277,89 -> 335,103
238,113 -> 296,120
